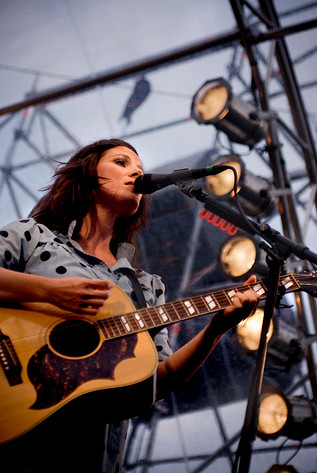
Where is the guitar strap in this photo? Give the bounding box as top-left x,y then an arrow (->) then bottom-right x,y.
119,267 -> 147,309
120,267 -> 161,338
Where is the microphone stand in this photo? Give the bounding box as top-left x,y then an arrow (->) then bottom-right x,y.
176,183 -> 317,473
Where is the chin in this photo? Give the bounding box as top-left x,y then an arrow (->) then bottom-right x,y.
121,200 -> 141,217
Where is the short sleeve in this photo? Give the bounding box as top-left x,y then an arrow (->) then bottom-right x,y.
153,328 -> 172,361
0,219 -> 42,270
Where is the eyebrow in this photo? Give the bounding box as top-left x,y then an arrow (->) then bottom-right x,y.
112,153 -> 144,172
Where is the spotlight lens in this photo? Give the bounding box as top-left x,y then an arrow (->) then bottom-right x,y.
194,83 -> 228,122
207,158 -> 242,196
237,308 -> 273,351
220,237 -> 256,277
258,393 -> 288,435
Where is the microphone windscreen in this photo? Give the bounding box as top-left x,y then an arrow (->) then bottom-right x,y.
134,174 -> 154,194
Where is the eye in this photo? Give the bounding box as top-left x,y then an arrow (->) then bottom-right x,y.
115,159 -> 126,166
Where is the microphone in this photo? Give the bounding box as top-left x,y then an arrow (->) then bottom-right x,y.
134,165 -> 230,194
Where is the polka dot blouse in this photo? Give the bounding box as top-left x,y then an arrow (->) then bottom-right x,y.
0,218 -> 172,360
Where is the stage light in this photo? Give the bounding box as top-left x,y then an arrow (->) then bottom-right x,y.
206,154 -> 276,219
236,306 -> 274,351
236,310 -> 305,369
265,465 -> 299,473
205,154 -> 242,197
266,320 -> 305,369
191,77 -> 267,147
218,234 -> 266,280
257,386 -> 317,441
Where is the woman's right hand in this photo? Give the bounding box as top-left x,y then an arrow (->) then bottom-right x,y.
0,268 -> 115,316
48,277 -> 115,315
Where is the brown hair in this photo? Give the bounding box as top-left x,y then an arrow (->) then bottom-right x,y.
29,139 -> 147,253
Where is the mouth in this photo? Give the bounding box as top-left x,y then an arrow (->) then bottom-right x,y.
125,181 -> 141,195
125,181 -> 135,187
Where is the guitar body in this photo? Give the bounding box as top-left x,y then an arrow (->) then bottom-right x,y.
0,286 -> 158,446
1,270 -> 315,464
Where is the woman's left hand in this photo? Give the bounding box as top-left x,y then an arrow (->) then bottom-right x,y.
211,275 -> 261,335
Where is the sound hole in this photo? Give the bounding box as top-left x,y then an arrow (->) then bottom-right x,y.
49,319 -> 100,357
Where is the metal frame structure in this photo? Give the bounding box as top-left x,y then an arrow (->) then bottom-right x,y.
0,1 -> 317,472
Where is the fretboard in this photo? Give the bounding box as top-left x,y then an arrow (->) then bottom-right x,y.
96,274 -> 302,341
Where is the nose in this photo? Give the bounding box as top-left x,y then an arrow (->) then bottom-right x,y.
130,167 -> 143,178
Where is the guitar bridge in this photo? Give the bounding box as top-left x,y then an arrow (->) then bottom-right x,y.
0,328 -> 22,386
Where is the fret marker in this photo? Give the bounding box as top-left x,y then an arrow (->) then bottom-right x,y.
228,289 -> 236,300
134,313 -> 145,329
158,306 -> 168,323
281,277 -> 293,290
120,316 -> 131,332
253,283 -> 265,296
184,300 -> 196,315
204,295 -> 216,310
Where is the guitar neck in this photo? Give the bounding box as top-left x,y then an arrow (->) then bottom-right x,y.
97,274 -> 302,341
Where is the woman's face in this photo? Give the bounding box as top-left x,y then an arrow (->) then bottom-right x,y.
94,146 -> 144,217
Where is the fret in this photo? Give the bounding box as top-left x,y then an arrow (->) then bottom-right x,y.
122,308 -> 156,332
192,295 -> 212,315
155,305 -> 170,324
173,301 -> 191,321
146,306 -> 162,326
183,299 -> 198,316
227,288 -> 238,303
132,311 -> 146,330
125,312 -> 143,332
141,308 -> 156,330
106,318 -> 121,338
119,315 -> 132,333
213,290 -> 230,309
252,282 -> 266,297
110,316 -> 124,337
166,302 -> 181,322
172,301 -> 188,321
99,319 -> 115,340
280,275 -> 297,292
203,293 -> 219,312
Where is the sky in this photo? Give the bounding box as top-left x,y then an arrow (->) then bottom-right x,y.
0,1 -> 316,220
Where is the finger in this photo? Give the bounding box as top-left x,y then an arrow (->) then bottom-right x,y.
77,306 -> 100,316
79,298 -> 105,308
81,288 -> 113,301
230,290 -> 260,312
81,283 -> 115,307
77,299 -> 106,315
87,279 -> 116,290
232,294 -> 243,309
244,275 -> 257,286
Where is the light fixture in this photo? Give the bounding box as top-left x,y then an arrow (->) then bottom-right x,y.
235,306 -> 306,371
191,77 -> 267,147
236,306 -> 274,351
266,319 -> 305,369
218,234 -> 267,280
265,465 -> 299,473
257,386 -> 317,441
236,310 -> 305,370
206,154 -> 276,219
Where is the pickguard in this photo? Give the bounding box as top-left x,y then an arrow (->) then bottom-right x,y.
27,335 -> 137,409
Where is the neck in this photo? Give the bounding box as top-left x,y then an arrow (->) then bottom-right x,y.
76,207 -> 117,265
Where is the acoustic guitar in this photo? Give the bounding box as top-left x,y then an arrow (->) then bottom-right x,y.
0,272 -> 316,445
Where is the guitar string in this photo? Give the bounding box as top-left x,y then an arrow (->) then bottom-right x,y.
7,274 -> 313,343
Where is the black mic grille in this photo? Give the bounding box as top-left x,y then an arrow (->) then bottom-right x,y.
134,174 -> 156,194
